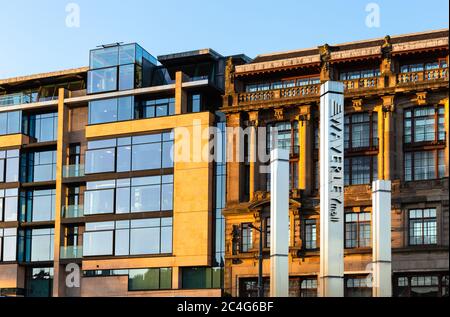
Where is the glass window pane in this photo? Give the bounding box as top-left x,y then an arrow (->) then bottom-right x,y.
115,229 -> 130,256
119,45 -> 136,65
90,47 -> 119,69
119,64 -> 135,91
88,67 -> 117,94
85,148 -> 115,174
130,227 -> 160,255
131,185 -> 160,212
83,231 -> 113,256
132,143 -> 161,171
84,189 -> 114,215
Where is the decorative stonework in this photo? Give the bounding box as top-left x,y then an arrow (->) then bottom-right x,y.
415,91 -> 428,106
248,110 -> 259,127
297,105 -> 311,122
274,107 -> 284,121
382,95 -> 395,112
352,99 -> 363,112
225,57 -> 235,96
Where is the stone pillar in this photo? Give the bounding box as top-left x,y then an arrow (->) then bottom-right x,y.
53,88 -> 69,297
175,71 -> 188,114
372,180 -> 392,297
444,99 -> 449,177
270,148 -> 290,297
381,96 -> 395,180
319,81 -> 345,297
248,111 -> 259,200
298,105 -> 312,194
226,113 -> 243,204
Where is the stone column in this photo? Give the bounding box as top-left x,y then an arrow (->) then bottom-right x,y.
372,180 -> 392,297
53,88 -> 70,297
319,81 -> 345,297
298,105 -> 312,194
248,111 -> 259,200
444,99 -> 449,177
226,113 -> 243,204
380,96 -> 395,180
175,71 -> 188,114
270,148 -> 290,297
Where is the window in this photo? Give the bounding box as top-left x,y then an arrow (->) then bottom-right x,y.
83,217 -> 172,257
0,111 -> 22,136
394,274 -> 448,297
0,189 -> 19,222
245,77 -> 320,92
265,217 -> 271,248
88,67 -> 117,94
22,189 -> 56,222
345,156 -> 378,185
140,97 -> 175,118
119,64 -> 135,91
405,150 -> 445,181
345,212 -> 371,248
85,132 -> 174,174
26,112 -> 58,142
267,121 -> 299,190
190,94 -> 201,113
240,223 -> 253,253
304,219 -> 317,250
300,278 -> 318,297
128,268 -> 172,291
404,106 -> 445,144
22,150 -> 57,183
345,112 -> 378,150
181,267 -> 222,289
88,96 -> 134,124
20,228 -> 54,262
90,46 -> 119,69
409,209 -> 437,246
339,68 -> 380,80
0,149 -> 20,183
84,175 -> 173,216
25,267 -> 53,297
345,276 -> 372,297
0,228 -> 17,262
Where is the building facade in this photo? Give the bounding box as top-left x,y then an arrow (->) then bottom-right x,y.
0,29 -> 448,297
221,29 -> 449,297
0,43 -> 250,297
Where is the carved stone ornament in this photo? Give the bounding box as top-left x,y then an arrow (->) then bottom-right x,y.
274,108 -> 284,121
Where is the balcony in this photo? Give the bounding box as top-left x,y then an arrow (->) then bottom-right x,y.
60,246 -> 83,259
0,92 -> 36,107
397,68 -> 448,84
63,164 -> 85,178
237,84 -> 320,105
62,205 -> 84,218
343,77 -> 379,90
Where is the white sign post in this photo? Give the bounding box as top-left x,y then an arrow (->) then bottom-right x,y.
319,81 -> 345,297
270,148 -> 290,297
372,180 -> 392,297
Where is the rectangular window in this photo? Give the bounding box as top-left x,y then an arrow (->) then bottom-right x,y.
394,274 -> 448,297
27,112 -> 58,142
90,46 -> 119,69
128,268 -> 172,291
1,189 -> 19,222
190,94 -> 201,113
119,64 -> 135,91
23,150 -> 57,183
84,180 -> 116,215
404,106 -> 444,144
304,219 -> 317,250
181,267 -> 222,289
409,209 -> 437,246
265,217 -> 271,248
23,189 -> 56,222
345,276 -> 372,297
344,156 -> 377,185
140,98 -> 175,119
299,278 -> 318,297
404,150 -> 444,181
30,228 -> 54,262
345,212 -> 371,248
88,96 -> 134,124
0,228 -> 17,262
83,218 -> 172,257
345,112 -> 378,150
240,223 -> 253,253
0,111 -> 22,136
0,149 -> 20,183
87,67 -> 117,94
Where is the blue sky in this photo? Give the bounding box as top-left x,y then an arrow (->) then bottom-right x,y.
0,0 -> 448,78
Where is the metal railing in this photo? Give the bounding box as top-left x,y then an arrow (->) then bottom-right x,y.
0,93 -> 36,107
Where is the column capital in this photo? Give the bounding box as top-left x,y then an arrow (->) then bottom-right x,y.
415,91 -> 428,106
297,104 -> 312,122
248,110 -> 260,127
352,98 -> 364,112
274,107 -> 284,121
381,95 -> 395,112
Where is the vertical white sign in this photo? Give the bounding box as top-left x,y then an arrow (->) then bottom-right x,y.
319,81 -> 345,297
270,148 -> 290,297
372,180 -> 392,297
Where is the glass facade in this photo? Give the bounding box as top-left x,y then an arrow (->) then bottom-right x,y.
85,132 -> 173,174
21,150 -> 57,183
345,212 -> 371,248
409,209 -> 437,246
21,189 -> 56,222
0,189 -> 19,222
25,267 -> 53,297
181,267 -> 222,289
84,175 -> 173,215
19,229 -> 54,262
0,228 -> 17,262
83,217 -> 172,256
24,112 -> 58,142
0,149 -> 20,183
0,111 -> 22,135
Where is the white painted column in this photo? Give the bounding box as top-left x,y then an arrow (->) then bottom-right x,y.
319,81 -> 345,297
372,180 -> 392,297
270,148 -> 290,297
